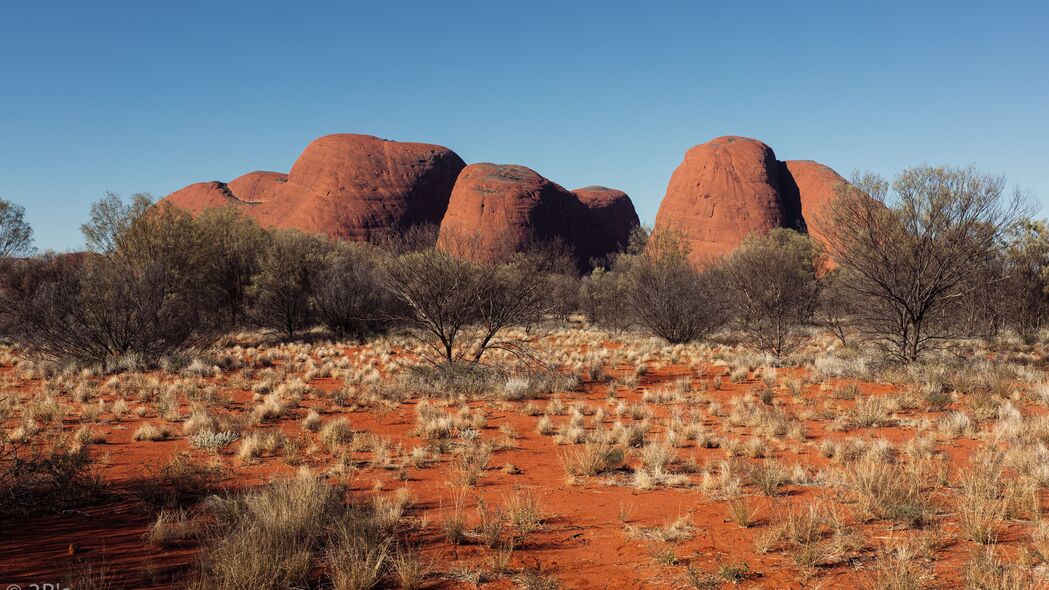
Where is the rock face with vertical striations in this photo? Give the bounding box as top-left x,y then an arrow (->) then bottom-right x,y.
161,134 -> 466,241
437,164 -> 639,268
654,136 -> 848,265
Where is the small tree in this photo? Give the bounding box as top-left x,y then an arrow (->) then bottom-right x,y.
81,192 -> 153,254
250,230 -> 327,338
471,250 -> 557,362
195,207 -> 270,327
723,229 -> 822,356
579,267 -> 633,332
0,198 -> 34,258
819,166 -> 1026,362
815,268 -> 852,346
381,241 -> 555,366
621,230 -> 726,344
0,203 -> 224,363
314,242 -> 401,338
999,220 -> 1049,340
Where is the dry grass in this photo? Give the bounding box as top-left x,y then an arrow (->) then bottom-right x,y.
6,327 -> 1049,589
132,423 -> 172,441
843,458 -> 933,527
862,541 -> 932,590
560,440 -> 626,479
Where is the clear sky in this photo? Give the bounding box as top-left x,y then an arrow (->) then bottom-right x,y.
2,0 -> 1047,251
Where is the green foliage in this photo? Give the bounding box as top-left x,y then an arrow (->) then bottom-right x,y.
579,266 -> 633,331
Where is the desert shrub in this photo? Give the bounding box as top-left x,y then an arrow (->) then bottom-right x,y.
404,363 -> 577,401
196,472 -> 337,589
381,242 -> 557,365
0,198 -> 229,363
723,228 -> 822,356
388,545 -> 432,590
188,430 -> 240,453
313,242 -> 402,338
843,458 -> 932,527
963,547 -> 1037,590
0,255 -> 215,364
194,471 -> 402,590
579,266 -> 633,332
147,508 -> 196,547
996,220 -> 1049,340
561,440 -> 626,477
863,543 -> 932,590
816,268 -> 853,345
619,230 -> 726,343
956,451 -> 1007,544
133,423 -> 172,441
325,516 -> 393,590
129,452 -> 224,512
0,410 -> 106,518
80,191 -> 153,254
547,271 -> 581,324
194,207 -> 270,327
819,166 -> 1026,362
249,229 -> 328,337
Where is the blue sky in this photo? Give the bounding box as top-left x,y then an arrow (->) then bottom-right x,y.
1,0 -> 1046,250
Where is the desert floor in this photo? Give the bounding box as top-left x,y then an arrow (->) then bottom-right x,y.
1,326 -> 1047,589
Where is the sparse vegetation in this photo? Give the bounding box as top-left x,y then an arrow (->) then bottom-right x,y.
3,173 -> 1049,588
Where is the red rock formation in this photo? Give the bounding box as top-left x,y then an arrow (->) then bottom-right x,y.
274,134 -> 465,240
437,165 -> 638,267
655,136 -> 789,264
163,181 -> 246,215
161,134 -> 465,241
437,164 -> 578,260
781,160 -> 848,251
227,171 -> 288,203
654,136 -> 849,265
573,186 -> 640,265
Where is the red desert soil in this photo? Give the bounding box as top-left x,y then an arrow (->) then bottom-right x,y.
0,334 -> 1046,589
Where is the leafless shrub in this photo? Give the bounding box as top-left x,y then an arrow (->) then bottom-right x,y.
381,238 -> 559,365
819,166 -> 1027,362
617,230 -> 727,344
